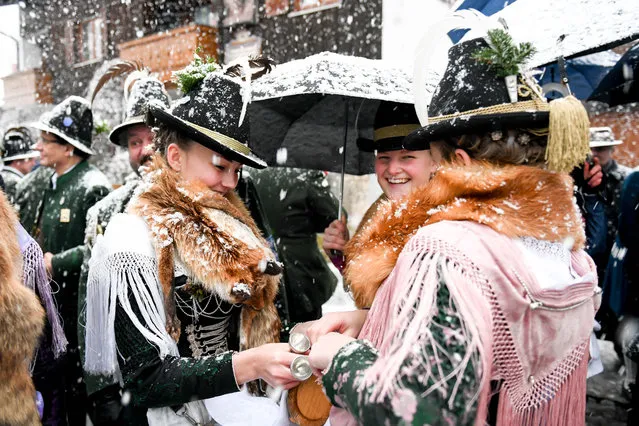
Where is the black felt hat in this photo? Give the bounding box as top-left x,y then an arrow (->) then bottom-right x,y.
405,35 -> 591,173
109,77 -> 171,146
405,38 -> 551,150
357,101 -> 421,152
31,96 -> 94,155
150,73 -> 266,169
2,127 -> 39,162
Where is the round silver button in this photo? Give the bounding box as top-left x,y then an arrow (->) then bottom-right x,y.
290,355 -> 313,381
288,332 -> 311,354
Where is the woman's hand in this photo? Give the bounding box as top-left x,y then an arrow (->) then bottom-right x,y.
232,343 -> 300,390
322,218 -> 349,253
305,310 -> 368,345
308,333 -> 355,372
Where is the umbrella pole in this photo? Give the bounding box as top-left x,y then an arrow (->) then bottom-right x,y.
337,100 -> 348,221
329,100 -> 349,273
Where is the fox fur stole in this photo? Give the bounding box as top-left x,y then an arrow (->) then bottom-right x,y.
345,163 -> 586,308
129,156 -> 282,353
0,192 -> 44,425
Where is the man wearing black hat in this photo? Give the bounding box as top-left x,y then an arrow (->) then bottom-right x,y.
79,72 -> 171,425
15,95 -> 111,426
1,127 -> 39,203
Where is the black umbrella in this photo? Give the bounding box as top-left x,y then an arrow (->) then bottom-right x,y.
248,94 -> 379,175
248,52 -> 413,176
589,43 -> 639,106
248,52 -> 413,262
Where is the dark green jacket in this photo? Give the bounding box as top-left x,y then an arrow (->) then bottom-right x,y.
252,168 -> 339,321
15,160 -> 110,330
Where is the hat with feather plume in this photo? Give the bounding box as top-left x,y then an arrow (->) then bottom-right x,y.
90,60 -> 171,147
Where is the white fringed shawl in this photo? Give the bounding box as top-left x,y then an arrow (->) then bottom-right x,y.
85,213 -> 212,425
84,213 -> 177,375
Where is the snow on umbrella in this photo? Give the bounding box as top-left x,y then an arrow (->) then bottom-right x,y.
450,0 -> 622,100
248,51 -> 413,176
489,0 -> 639,68
248,52 -> 413,263
588,43 -> 639,106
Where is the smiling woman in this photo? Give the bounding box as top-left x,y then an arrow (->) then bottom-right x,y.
322,101 -> 430,263
374,149 -> 436,200
84,57 -> 302,425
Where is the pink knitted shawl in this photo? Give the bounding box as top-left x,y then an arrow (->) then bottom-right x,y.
331,220 -> 599,425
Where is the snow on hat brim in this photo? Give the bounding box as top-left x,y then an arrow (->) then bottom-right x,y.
590,139 -> 623,148
29,121 -> 95,155
108,116 -> 146,146
150,106 -> 267,169
3,151 -> 40,162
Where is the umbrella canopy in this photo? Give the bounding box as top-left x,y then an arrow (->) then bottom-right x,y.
248,52 -> 413,175
450,0 -> 520,43
539,50 -> 621,99
490,0 -> 639,67
451,0 -> 621,100
588,43 -> 639,106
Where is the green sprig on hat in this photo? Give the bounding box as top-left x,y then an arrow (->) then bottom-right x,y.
94,119 -> 110,135
173,47 -> 221,94
472,29 -> 536,78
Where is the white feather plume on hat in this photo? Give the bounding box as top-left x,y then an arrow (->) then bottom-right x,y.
124,69 -> 151,103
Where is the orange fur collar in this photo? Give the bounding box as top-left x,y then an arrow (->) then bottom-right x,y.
129,156 -> 281,359
344,163 -> 585,308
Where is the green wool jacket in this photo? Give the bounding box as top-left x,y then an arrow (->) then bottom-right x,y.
15,161 -> 110,333
252,168 -> 339,321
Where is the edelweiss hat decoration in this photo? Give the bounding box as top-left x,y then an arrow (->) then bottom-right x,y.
356,101 -> 421,152
31,96 -> 95,155
2,127 -> 39,162
148,54 -> 273,169
589,127 -> 622,148
406,28 -> 591,173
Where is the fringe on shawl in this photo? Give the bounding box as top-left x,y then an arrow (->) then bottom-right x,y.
18,226 -> 68,358
495,340 -> 590,426
84,244 -> 178,375
356,246 -> 493,425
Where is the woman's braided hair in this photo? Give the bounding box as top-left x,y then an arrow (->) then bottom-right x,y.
434,129 -> 548,167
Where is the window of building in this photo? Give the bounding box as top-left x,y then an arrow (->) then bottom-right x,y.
194,5 -> 220,27
290,0 -> 341,17
265,0 -> 289,17
68,17 -> 104,65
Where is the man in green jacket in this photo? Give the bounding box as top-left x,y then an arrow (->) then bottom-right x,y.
252,168 -> 339,322
15,95 -> 110,426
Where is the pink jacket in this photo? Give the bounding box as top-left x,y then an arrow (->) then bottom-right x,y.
332,220 -> 599,425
